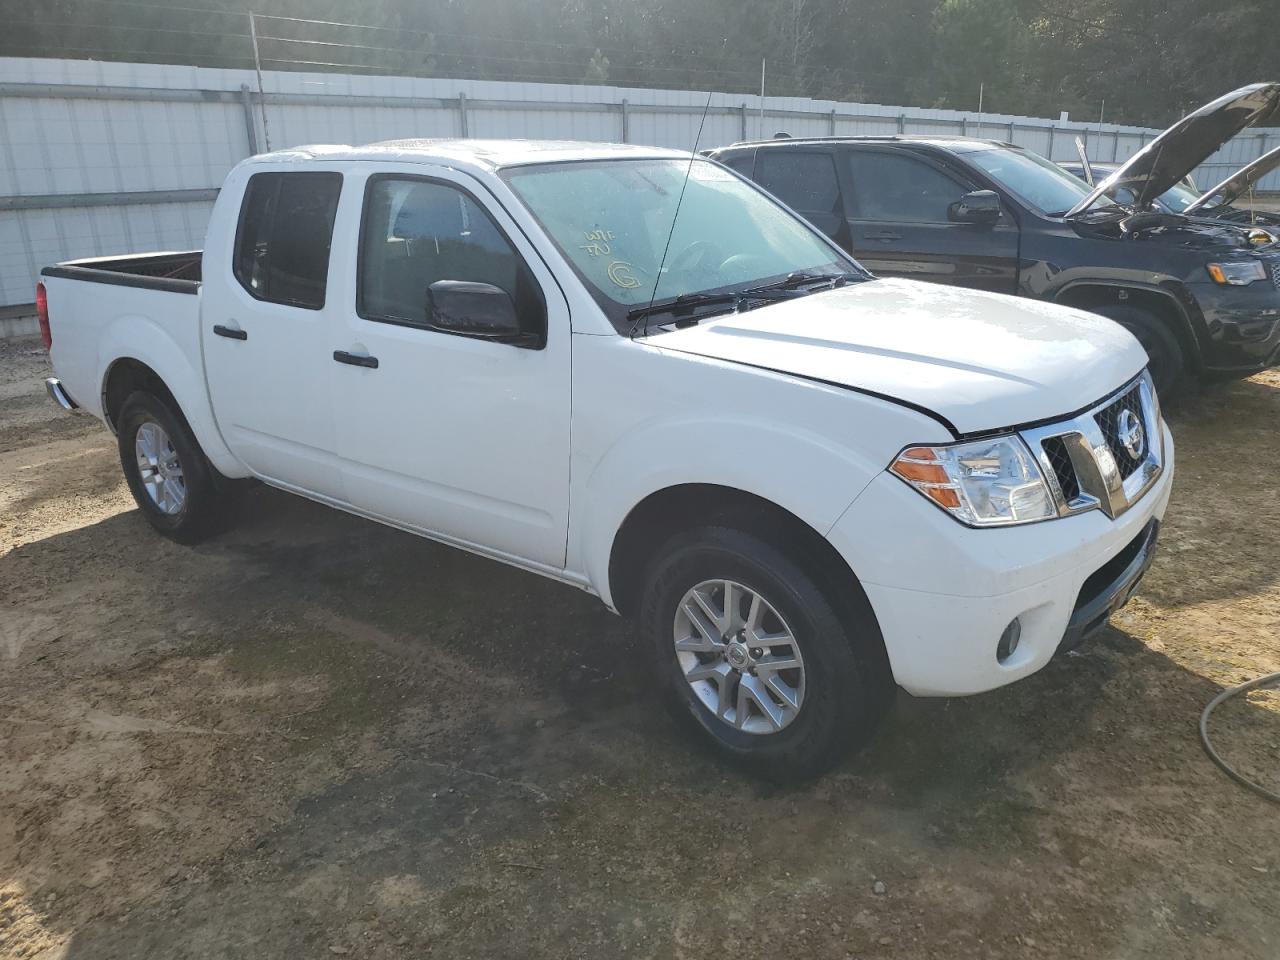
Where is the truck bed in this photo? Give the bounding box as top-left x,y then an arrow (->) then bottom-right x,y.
40,251 -> 202,295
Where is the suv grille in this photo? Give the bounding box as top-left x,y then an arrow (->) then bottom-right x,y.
1094,384 -> 1146,478
1272,260 -> 1280,291
1041,435 -> 1080,502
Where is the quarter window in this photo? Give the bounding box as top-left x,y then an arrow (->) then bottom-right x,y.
233,171 -> 342,309
358,177 -> 544,335
756,151 -> 842,215
846,151 -> 966,223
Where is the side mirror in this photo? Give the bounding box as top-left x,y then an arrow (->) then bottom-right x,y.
425,280 -> 539,347
948,190 -> 1002,225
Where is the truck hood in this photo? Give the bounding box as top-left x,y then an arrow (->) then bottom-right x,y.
651,279 -> 1147,435
1185,143 -> 1280,213
1067,82 -> 1280,217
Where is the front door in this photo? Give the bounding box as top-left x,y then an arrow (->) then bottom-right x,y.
843,147 -> 1020,293
202,169 -> 347,498
329,168 -> 572,569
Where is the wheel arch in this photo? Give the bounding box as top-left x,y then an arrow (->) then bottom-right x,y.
95,316 -> 245,478
1053,280 -> 1203,373
607,484 -> 884,663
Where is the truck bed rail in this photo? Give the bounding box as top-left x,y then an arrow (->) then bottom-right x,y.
41,251 -> 201,295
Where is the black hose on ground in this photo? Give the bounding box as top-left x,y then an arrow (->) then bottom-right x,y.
1199,671 -> 1280,806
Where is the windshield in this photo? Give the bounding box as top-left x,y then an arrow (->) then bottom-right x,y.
1062,164 -> 1201,213
1153,182 -> 1201,213
501,158 -> 857,332
966,146 -> 1111,216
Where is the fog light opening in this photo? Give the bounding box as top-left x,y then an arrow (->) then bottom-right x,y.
997,618 -> 1022,664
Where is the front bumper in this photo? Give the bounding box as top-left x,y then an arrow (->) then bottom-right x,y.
827,424 -> 1174,697
1189,279 -> 1280,372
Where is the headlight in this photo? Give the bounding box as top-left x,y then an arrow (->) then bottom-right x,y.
889,435 -> 1055,527
1206,261 -> 1267,285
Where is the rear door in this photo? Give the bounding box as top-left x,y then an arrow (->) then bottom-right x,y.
843,146 -> 1020,293
754,148 -> 852,251
328,167 -> 571,569
202,169 -> 348,498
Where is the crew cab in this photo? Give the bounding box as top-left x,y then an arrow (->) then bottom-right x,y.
708,83 -> 1280,396
39,139 -> 1174,780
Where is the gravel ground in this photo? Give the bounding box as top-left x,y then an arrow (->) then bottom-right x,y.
2,335 -> 1278,960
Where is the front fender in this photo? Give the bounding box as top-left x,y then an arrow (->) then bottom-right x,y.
98,314 -> 245,477
574,410 -> 938,610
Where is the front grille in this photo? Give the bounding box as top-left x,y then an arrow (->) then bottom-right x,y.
1041,435 -> 1080,502
1272,261 -> 1280,291
1094,385 -> 1146,478
1023,372 -> 1163,521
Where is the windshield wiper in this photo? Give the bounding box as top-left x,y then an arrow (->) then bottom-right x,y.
626,291 -> 743,331
742,271 -> 862,294
627,271 -> 863,336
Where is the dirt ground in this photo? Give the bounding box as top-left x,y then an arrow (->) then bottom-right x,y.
2,335 -> 1278,960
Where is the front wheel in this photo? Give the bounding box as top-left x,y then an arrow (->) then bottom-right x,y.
640,526 -> 893,781
117,390 -> 237,544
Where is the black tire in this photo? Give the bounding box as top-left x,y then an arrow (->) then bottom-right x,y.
640,525 -> 893,782
117,390 -> 236,544
1092,304 -> 1186,399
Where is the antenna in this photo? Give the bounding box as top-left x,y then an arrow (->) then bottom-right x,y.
630,89 -> 715,339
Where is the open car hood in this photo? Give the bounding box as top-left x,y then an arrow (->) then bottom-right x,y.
1067,82 -> 1280,217
1185,143 -> 1280,213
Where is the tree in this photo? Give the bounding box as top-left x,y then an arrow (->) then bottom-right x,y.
584,48 -> 610,83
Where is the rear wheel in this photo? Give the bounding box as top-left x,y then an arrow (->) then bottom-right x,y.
640,525 -> 893,781
1092,303 -> 1186,398
117,390 -> 237,544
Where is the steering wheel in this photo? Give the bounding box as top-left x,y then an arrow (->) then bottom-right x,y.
667,239 -> 725,276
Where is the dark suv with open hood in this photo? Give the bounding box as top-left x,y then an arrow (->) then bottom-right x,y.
708,84 -> 1280,395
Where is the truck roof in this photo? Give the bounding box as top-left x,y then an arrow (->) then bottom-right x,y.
245,139 -> 691,170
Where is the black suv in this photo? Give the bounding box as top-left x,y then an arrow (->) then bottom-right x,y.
707,84 -> 1280,395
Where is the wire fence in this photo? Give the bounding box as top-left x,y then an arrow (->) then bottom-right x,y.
1,38 -> 1277,311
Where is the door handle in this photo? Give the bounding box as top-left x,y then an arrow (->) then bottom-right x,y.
333,350 -> 379,369
212,324 -> 247,340
868,231 -> 902,242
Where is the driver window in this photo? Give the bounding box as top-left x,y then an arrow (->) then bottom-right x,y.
358,177 -> 544,332
846,151 -> 966,223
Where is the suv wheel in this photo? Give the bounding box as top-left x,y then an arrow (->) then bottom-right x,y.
640,525 -> 893,781
1093,304 -> 1186,398
117,390 -> 237,544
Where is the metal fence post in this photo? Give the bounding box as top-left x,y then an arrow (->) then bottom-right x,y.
897,113 -> 906,134
458,92 -> 469,137
1047,124 -> 1056,160
740,103 -> 748,141
829,109 -> 836,135
621,98 -> 629,143
239,84 -> 259,156
1111,130 -> 1120,162
960,117 -> 968,136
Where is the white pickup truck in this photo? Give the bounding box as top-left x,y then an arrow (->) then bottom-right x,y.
39,140 -> 1173,779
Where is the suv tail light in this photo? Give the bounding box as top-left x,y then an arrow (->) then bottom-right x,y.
36,282 -> 51,350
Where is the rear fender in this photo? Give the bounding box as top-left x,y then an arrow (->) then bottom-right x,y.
98,314 -> 246,477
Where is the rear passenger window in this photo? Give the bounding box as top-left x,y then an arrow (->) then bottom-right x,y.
846,151 -> 965,223
756,152 -> 842,215
234,172 -> 342,309
358,176 -> 544,335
